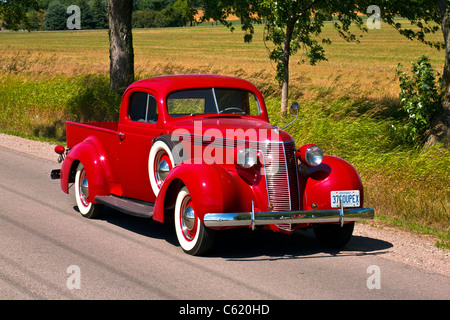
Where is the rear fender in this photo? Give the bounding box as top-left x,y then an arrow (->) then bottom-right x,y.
299,156 -> 364,211
60,137 -> 111,202
153,163 -> 249,223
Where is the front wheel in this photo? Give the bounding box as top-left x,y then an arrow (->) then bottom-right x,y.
174,186 -> 215,255
74,162 -> 103,219
313,222 -> 354,248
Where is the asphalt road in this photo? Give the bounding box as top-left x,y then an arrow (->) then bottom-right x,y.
0,145 -> 449,301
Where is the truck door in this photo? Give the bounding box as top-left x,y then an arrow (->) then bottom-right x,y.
118,90 -> 162,203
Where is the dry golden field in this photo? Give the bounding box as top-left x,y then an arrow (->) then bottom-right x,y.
0,21 -> 444,102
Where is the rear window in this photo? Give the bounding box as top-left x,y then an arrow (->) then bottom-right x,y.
129,92 -> 158,123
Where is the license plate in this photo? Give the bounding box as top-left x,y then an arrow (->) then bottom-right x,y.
331,190 -> 360,208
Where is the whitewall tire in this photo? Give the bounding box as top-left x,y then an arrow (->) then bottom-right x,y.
74,162 -> 102,219
174,186 -> 214,255
148,140 -> 175,197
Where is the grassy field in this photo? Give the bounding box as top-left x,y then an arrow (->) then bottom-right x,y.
0,21 -> 448,247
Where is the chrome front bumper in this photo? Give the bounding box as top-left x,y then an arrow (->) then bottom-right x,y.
203,204 -> 374,230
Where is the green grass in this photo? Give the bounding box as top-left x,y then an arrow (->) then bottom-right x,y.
0,73 -> 121,141
0,22 -> 448,248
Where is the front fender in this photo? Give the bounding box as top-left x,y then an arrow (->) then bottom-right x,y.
299,156 -> 364,211
153,163 -> 252,223
60,138 -> 111,202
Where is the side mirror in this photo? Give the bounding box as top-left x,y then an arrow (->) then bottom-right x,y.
281,102 -> 300,130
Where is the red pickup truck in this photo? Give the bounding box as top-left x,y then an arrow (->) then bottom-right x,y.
51,74 -> 374,255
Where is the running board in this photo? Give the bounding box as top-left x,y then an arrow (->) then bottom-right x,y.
94,196 -> 154,218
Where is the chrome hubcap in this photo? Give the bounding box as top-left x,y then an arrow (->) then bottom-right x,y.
154,151 -> 172,188
81,177 -> 89,198
180,195 -> 196,241
158,159 -> 170,182
79,170 -> 89,207
183,206 -> 195,231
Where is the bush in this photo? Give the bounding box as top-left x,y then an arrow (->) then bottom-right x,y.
132,10 -> 164,28
68,74 -> 122,122
132,1 -> 194,28
395,55 -> 443,145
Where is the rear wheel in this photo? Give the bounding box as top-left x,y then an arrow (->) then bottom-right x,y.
313,222 -> 354,248
74,162 -> 103,219
174,186 -> 215,255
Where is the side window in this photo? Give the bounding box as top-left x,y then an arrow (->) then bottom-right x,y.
129,92 -> 158,123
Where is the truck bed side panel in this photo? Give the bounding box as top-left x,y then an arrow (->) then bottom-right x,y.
65,121 -> 120,188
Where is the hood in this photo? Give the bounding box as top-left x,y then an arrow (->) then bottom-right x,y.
166,115 -> 294,143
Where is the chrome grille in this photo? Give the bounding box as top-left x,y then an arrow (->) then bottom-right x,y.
284,142 -> 300,211
262,141 -> 300,212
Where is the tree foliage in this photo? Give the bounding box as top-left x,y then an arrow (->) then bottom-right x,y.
92,0 -> 108,29
0,0 -> 41,30
44,1 -> 66,31
375,0 -> 443,50
132,0 -> 198,28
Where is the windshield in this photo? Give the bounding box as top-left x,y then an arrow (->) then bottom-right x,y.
167,88 -> 261,117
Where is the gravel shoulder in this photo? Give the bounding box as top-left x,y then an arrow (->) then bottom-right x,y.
1,132 -> 448,277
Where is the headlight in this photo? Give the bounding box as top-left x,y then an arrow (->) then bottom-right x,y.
299,144 -> 323,167
236,147 -> 258,169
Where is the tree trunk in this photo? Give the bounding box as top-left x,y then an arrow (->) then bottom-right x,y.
281,23 -> 294,113
429,0 -> 450,147
108,0 -> 134,92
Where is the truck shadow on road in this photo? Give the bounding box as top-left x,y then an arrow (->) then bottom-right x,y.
211,228 -> 393,261
101,207 -> 392,260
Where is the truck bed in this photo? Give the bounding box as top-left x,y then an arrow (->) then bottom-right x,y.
66,121 -> 119,148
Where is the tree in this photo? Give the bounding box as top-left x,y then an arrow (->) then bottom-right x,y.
173,0 -> 198,26
108,0 -> 134,92
44,1 -> 66,30
74,0 -> 94,29
436,0 -> 450,146
92,0 -> 108,29
26,9 -> 44,31
202,0 -> 367,113
0,0 -> 41,30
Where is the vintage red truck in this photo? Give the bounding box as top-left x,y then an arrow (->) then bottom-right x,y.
51,74 -> 374,255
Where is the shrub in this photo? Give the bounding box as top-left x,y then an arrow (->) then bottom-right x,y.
395,55 -> 443,145
68,74 -> 122,122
